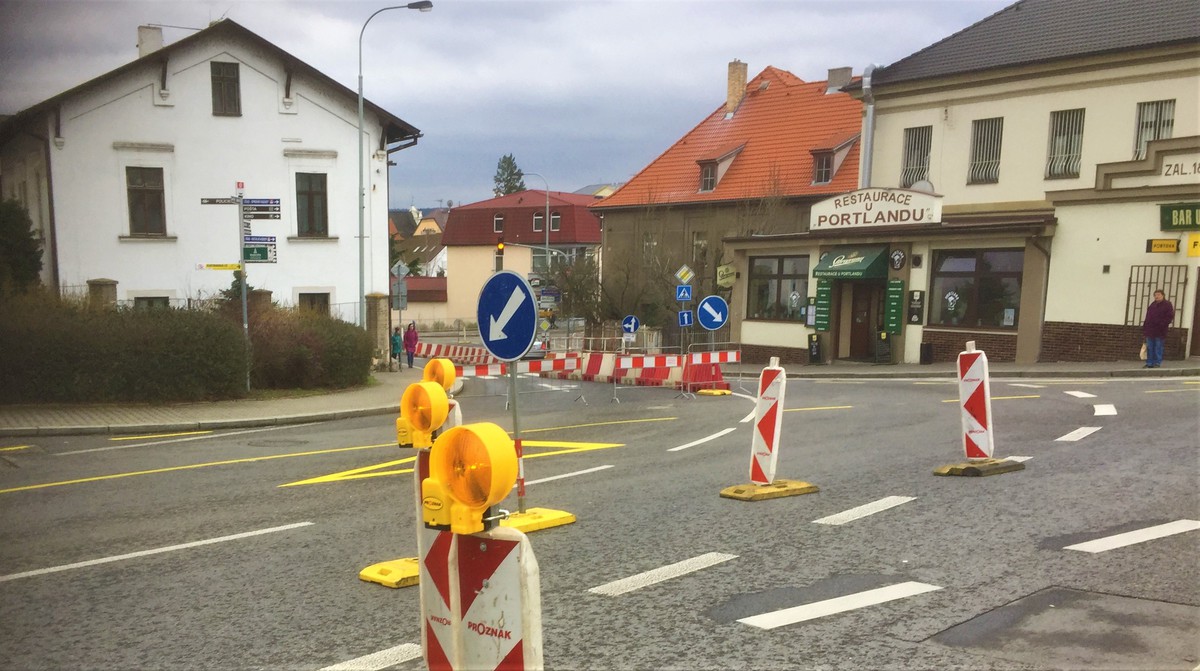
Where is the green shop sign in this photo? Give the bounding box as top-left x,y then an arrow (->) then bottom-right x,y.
1160,203 -> 1200,232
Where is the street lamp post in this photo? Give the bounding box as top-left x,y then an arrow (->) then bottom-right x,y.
523,172 -> 551,275
357,1 -> 432,327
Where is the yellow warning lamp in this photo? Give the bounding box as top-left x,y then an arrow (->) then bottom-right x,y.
399,381 -> 449,449
422,422 -> 516,535
422,358 -> 457,392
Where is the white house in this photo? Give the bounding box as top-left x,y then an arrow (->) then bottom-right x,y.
0,20 -> 420,325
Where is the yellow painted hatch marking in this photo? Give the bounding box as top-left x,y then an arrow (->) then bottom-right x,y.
0,445 -> 31,452
110,430 -> 213,441
1145,388 -> 1200,394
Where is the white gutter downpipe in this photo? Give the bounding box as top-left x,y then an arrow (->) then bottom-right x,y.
860,64 -> 880,188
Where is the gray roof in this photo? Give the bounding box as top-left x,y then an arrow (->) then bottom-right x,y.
866,0 -> 1200,87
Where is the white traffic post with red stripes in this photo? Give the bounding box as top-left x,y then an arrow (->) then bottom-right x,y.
421,527 -> 543,671
957,341 -> 994,460
749,357 -> 785,484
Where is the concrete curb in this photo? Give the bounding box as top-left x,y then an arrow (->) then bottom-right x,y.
0,405 -> 402,438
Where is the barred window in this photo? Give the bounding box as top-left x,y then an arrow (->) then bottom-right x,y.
126,166 -> 165,235
747,255 -> 809,321
900,126 -> 931,188
211,62 -> 241,116
968,118 -> 1003,184
1125,265 -> 1186,327
1134,99 -> 1174,160
1046,109 -> 1084,179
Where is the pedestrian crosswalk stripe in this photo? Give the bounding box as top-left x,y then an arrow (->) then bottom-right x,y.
1064,520 -> 1200,553
737,581 -> 942,629
812,496 -> 915,526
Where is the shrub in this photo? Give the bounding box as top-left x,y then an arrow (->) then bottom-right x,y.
247,309 -> 372,389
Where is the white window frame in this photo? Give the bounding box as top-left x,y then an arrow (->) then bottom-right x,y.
532,211 -> 544,232
550,211 -> 561,232
493,213 -> 504,233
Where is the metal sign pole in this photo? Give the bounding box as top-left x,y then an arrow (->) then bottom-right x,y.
237,192 -> 250,392
509,364 -> 526,514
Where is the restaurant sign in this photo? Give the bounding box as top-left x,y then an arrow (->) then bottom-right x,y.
811,188 -> 942,231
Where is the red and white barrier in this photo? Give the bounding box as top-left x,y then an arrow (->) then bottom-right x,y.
689,350 -> 741,364
749,358 -> 785,484
957,341 -> 994,460
421,527 -> 542,671
615,354 -> 683,369
415,342 -> 498,364
454,358 -> 581,378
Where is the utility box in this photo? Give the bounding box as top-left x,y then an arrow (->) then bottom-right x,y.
920,342 -> 934,365
808,333 -> 821,364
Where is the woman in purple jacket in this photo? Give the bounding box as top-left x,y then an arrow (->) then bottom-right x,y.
1142,290 -> 1174,368
403,322 -> 419,369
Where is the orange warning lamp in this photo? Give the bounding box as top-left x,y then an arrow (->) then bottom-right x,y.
422,423 -> 516,535
400,381 -> 449,449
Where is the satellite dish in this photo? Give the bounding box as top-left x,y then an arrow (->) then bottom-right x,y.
910,180 -> 936,194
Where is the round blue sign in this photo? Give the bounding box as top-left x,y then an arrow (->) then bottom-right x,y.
697,295 -> 729,331
477,271 -> 538,361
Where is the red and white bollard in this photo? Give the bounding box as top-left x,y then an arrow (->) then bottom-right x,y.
957,341 -> 994,460
749,356 -> 786,485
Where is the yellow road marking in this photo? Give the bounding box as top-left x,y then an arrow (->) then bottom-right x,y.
518,417 -> 676,433
1145,388 -> 1200,394
279,440 -> 625,487
0,443 -> 395,495
783,405 -> 853,412
0,445 -> 31,452
941,395 -> 1040,403
110,430 -> 213,441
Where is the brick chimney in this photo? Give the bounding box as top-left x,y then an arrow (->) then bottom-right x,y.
727,60 -> 748,115
825,66 -> 852,94
137,25 -> 164,58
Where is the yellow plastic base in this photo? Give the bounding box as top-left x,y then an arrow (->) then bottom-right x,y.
933,458 -> 1026,477
500,507 -> 577,533
358,557 -> 420,589
720,479 -> 820,501
697,389 -> 732,396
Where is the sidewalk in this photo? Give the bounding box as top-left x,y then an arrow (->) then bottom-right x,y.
1,359 -> 1196,438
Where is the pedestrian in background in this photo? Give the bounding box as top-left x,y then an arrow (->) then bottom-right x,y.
1142,289 -> 1174,368
403,322 -> 419,369
390,327 -> 402,368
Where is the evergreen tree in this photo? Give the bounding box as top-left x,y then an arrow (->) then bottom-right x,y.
0,199 -> 43,293
493,154 -> 526,196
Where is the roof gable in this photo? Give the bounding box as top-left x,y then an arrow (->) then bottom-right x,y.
592,66 -> 861,209
869,0 -> 1200,87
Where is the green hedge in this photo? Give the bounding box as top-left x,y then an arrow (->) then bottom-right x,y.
0,292 -> 372,404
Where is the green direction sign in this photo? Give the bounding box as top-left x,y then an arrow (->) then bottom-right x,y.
884,278 -> 905,334
243,245 -> 277,263
813,279 -> 832,332
1160,203 -> 1200,231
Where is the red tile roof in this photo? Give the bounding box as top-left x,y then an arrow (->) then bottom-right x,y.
592,67 -> 862,210
441,190 -> 602,246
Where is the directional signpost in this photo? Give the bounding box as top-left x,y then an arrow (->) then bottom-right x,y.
622,314 -> 640,346
697,295 -> 729,331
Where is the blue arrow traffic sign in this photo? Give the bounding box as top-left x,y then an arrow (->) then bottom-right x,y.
678,310 -> 693,328
696,295 -> 729,331
622,315 -> 640,333
477,270 -> 538,362
676,285 -> 692,302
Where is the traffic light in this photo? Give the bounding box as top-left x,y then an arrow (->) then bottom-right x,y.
397,359 -> 457,448
496,237 -> 505,253
422,422 -> 516,535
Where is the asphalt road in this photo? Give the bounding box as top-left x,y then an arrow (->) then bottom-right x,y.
2,374 -> 1198,670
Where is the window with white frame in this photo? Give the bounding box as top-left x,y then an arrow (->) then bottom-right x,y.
699,163 -> 716,192
968,118 -> 1003,184
1133,99 -> 1174,160
532,211 -> 544,232
1046,109 -> 1085,179
812,153 -> 832,184
550,211 -> 560,231
900,126 -> 932,188
493,213 -> 504,233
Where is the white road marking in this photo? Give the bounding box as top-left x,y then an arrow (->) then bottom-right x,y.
1055,426 -> 1102,442
1093,404 -> 1117,416
1064,520 -> 1200,554
739,410 -> 756,423
522,465 -> 613,486
57,423 -> 321,456
1010,383 -> 1045,388
812,496 -> 916,526
319,643 -> 422,670
668,427 -> 737,452
588,552 -> 737,596
0,522 -> 313,583
738,581 -> 943,630
1006,456 -> 1034,463
1064,390 -> 1097,398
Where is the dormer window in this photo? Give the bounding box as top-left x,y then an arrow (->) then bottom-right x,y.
810,133 -> 859,186
533,211 -> 544,232
493,213 -> 504,233
550,211 -> 561,231
696,142 -> 744,194
699,163 -> 717,192
812,153 -> 832,184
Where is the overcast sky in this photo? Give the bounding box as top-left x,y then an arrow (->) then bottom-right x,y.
0,0 -> 1011,210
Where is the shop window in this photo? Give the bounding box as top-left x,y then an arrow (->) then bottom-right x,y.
1133,99 -> 1174,160
900,126 -> 932,188
298,292 -> 330,315
493,213 -> 504,233
126,166 -> 165,235
747,255 -> 809,321
1046,109 -> 1084,179
211,62 -> 241,116
968,118 -> 1003,184
296,173 -> 328,237
929,249 -> 1023,328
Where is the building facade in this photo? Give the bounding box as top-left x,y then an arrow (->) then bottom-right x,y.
0,20 -> 420,323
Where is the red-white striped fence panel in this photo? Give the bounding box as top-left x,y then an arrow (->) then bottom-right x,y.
688,350 -> 741,364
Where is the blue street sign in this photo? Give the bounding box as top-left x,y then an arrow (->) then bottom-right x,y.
477,270 -> 538,362
242,198 -> 280,205
676,285 -> 693,302
697,295 -> 729,331
622,315 -> 640,333
678,310 -> 694,328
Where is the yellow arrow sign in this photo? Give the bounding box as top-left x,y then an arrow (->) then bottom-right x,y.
204,263 -> 242,271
